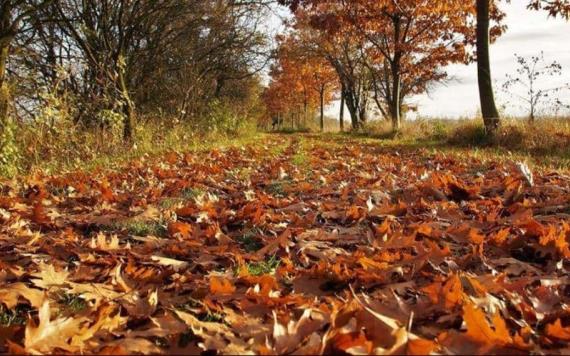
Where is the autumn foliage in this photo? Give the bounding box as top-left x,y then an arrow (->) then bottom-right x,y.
263,35 -> 338,131
1,135 -> 570,354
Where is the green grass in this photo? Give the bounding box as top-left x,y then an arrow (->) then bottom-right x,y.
266,181 -> 288,197
291,137 -> 310,169
197,311 -> 226,323
226,167 -> 253,181
334,118 -> 570,171
56,292 -> 88,313
3,119 -> 264,179
176,299 -> 227,325
0,305 -> 28,326
268,142 -> 289,158
236,229 -> 263,252
292,151 -> 308,167
159,187 -> 206,209
244,255 -> 281,276
109,220 -> 167,237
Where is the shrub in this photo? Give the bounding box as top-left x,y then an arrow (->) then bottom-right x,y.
447,121 -> 489,146
0,117 -> 20,177
203,99 -> 255,137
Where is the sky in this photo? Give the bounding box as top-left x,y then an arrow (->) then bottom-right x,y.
268,2 -> 570,119
412,1 -> 570,118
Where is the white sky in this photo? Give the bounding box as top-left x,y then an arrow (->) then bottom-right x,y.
268,3 -> 570,119
412,1 -> 570,119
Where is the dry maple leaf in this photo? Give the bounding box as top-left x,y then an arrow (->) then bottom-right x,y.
462,301 -> 512,346
167,221 -> 193,238
25,302 -> 87,354
210,276 -> 236,295
546,319 -> 570,341
174,309 -> 251,354
0,283 -> 46,309
30,263 -> 69,290
270,309 -> 328,354
90,232 -> 122,250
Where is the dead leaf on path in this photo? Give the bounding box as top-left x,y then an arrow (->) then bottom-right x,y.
0,283 -> 46,309
210,276 -> 236,295
25,302 -> 87,354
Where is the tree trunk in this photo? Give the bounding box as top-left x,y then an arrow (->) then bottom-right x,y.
320,86 -> 325,132
390,16 -> 402,133
303,99 -> 308,128
118,62 -> 135,143
339,87 -> 345,132
390,73 -> 401,132
0,40 -> 10,128
476,0 -> 500,135
359,105 -> 367,128
343,88 -> 359,130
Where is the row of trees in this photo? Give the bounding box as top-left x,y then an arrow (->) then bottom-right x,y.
1,0 -> 271,143
265,0 -> 569,135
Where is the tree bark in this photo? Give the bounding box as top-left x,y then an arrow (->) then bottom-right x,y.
319,85 -> 325,132
476,0 -> 500,135
339,87 -> 345,132
1,2 -> 13,128
303,97 -> 308,128
390,16 -> 402,133
118,62 -> 135,143
390,70 -> 402,132
0,40 -> 10,129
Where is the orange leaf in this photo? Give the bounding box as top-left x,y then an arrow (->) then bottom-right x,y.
167,221 -> 193,238
467,228 -> 485,245
407,338 -> 437,355
463,302 -> 512,345
358,256 -> 388,271
331,332 -> 372,354
209,277 -> 236,295
546,319 -> 570,341
31,203 -> 50,225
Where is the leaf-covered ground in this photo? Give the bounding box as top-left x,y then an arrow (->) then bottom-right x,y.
2,134 -> 570,354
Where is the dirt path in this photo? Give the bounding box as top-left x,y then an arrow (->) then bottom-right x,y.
1,134 -> 570,354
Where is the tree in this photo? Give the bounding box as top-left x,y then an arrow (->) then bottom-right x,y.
50,0 -> 178,142
476,0 -> 569,136
282,0 -> 479,132
1,0 -> 53,126
6,0 -> 270,142
311,59 -> 337,132
263,34 -> 336,131
293,6 -> 370,130
354,1 -> 476,132
502,52 -> 570,120
477,0 -> 501,134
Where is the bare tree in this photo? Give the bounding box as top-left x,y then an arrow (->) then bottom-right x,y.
502,52 -> 570,120
1,0 -> 53,125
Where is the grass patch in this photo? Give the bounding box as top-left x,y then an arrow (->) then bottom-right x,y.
245,255 -> 281,276
56,292 -> 87,313
0,305 -> 29,326
109,220 -> 167,237
159,187 -> 206,209
2,119 -> 263,179
272,128 -> 311,134
266,181 -> 288,197
197,311 -> 226,323
268,143 -> 288,158
236,230 -> 263,252
177,299 -> 227,325
292,151 -> 308,167
320,117 -> 570,171
231,167 -> 254,180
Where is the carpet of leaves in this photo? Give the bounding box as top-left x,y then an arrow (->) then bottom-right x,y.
2,134 -> 570,354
